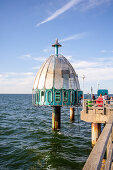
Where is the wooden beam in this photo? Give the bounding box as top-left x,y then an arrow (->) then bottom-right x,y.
104,143 -> 113,170
83,124 -> 112,170
107,113 -> 113,124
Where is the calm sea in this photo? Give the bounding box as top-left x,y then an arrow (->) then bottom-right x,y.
0,94 -> 92,170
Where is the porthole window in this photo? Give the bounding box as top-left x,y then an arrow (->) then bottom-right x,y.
41,91 -> 45,103
63,91 -> 68,102
47,90 -> 53,103
70,90 -> 74,103
55,91 -> 61,103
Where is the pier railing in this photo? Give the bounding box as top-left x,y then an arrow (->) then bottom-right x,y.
83,113 -> 113,170
84,99 -> 113,115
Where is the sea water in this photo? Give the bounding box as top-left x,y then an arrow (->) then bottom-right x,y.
0,94 -> 91,170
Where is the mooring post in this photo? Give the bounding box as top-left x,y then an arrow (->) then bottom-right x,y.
91,123 -> 101,147
52,106 -> 61,130
70,107 -> 75,121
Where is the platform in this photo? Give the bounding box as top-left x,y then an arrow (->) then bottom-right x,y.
81,99 -> 113,123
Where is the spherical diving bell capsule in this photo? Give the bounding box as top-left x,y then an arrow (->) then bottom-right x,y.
32,39 -> 82,107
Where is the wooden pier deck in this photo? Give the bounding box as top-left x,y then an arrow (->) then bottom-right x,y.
81,99 -> 113,170
81,99 -> 113,123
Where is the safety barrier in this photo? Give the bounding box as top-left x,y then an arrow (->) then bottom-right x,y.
83,112 -> 113,170
83,99 -> 113,115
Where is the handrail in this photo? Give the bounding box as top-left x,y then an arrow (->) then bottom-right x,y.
104,143 -> 113,170
82,113 -> 113,170
84,99 -> 113,107
83,99 -> 113,115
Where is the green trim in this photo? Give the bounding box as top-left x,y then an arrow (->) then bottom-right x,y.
55,45 -> 58,55
70,90 -> 74,103
63,90 -> 68,103
55,91 -> 61,103
32,88 -> 83,106
47,90 -> 53,103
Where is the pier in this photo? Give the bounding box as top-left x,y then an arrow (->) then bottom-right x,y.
81,99 -> 113,169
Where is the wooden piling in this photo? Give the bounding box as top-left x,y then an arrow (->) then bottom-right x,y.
52,106 -> 61,130
70,107 -> 75,121
92,123 -> 101,147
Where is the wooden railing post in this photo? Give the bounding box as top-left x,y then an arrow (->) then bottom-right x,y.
107,131 -> 112,158
103,100 -> 104,115
91,123 -> 101,147
83,114 -> 113,170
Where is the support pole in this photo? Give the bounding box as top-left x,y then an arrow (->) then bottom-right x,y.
91,123 -> 101,147
52,106 -> 61,130
52,38 -> 61,56
55,45 -> 58,56
70,107 -> 75,121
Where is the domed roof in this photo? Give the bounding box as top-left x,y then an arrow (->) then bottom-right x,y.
33,54 -> 80,90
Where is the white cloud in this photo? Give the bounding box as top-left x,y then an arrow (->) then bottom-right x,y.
19,54 -> 32,59
0,72 -> 35,94
100,50 -> 107,53
81,0 -> 111,11
60,32 -> 87,42
33,57 -> 46,62
77,67 -> 113,81
100,50 -> 113,53
43,48 -> 51,53
0,72 -> 33,78
71,57 -> 113,93
65,55 -> 72,60
23,72 -> 33,76
71,57 -> 113,82
72,60 -> 99,69
36,0 -> 111,27
1,56 -> 113,94
0,74 -> 3,78
36,0 -> 81,27
43,48 -> 49,53
19,54 -> 46,62
32,66 -> 40,70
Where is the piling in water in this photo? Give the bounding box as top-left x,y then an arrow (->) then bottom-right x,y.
52,106 -> 61,130
91,123 -> 101,147
70,107 -> 75,121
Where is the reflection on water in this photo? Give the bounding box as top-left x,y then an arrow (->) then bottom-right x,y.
0,94 -> 91,170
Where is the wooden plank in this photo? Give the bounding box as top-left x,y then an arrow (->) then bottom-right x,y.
104,143 -> 113,170
107,133 -> 112,158
81,112 -> 108,123
107,113 -> 113,124
83,124 -> 112,170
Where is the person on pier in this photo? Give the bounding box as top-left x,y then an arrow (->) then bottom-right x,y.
96,94 -> 103,107
110,96 -> 113,108
104,93 -> 108,104
92,94 -> 95,100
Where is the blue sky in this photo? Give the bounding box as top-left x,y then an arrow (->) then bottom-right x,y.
0,0 -> 113,94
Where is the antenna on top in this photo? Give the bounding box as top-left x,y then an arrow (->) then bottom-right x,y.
52,38 -> 62,56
